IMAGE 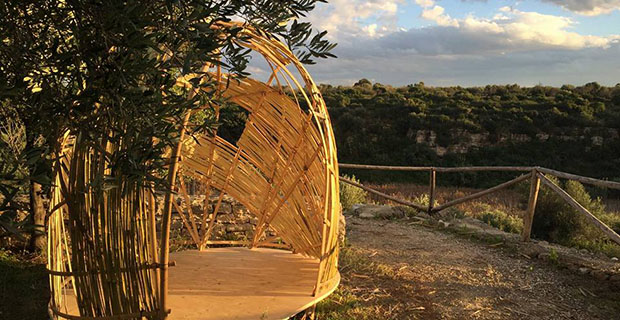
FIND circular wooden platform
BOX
[58,247,339,319]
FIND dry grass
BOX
[312,245,435,319]
[365,182,526,218]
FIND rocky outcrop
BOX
[410,128,619,157]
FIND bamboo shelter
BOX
[47,22,341,319]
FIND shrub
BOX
[339,175,368,211]
[410,193,438,208]
[478,209,523,234]
[528,176,620,257]
[530,176,588,243]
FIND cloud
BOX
[258,1,620,87]
[306,42,620,86]
[299,4,620,86]
[412,4,617,50]
[305,0,404,39]
[416,0,460,27]
[542,0,620,16]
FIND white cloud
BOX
[306,41,620,86]
[305,0,404,40]
[542,0,620,16]
[269,1,620,86]
[415,0,459,27]
[413,4,617,50]
[421,5,460,27]
[362,24,379,37]
[415,0,436,7]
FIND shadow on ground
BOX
[0,252,49,319]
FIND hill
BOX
[322,80,620,187]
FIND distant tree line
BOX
[323,79,620,187]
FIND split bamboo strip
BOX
[47,21,341,319]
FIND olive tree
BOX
[0,0,335,251]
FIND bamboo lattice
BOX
[47,21,341,319]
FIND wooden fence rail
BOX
[338,163,620,246]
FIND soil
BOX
[342,216,620,320]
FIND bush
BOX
[531,177,606,242]
[530,176,586,243]
[339,175,368,211]
[410,193,438,208]
[478,209,523,234]
[528,176,620,256]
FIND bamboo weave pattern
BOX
[47,21,340,319]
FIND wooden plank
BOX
[339,176,427,212]
[521,170,540,242]
[428,169,436,214]
[339,163,432,171]
[339,163,532,172]
[538,167,620,190]
[538,173,620,246]
[432,173,531,213]
[58,248,340,320]
[436,166,533,173]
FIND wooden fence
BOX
[338,164,620,245]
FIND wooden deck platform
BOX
[58,247,339,319]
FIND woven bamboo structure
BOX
[47,22,341,319]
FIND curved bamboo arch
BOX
[47,22,340,319]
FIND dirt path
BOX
[338,217,620,320]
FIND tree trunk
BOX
[29,179,46,252]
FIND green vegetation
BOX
[477,209,523,234]
[0,0,335,250]
[527,177,620,257]
[339,175,368,211]
[324,80,620,186]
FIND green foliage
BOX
[478,209,523,234]
[0,0,336,189]
[531,177,602,243]
[0,0,335,243]
[325,80,620,187]
[549,248,559,264]
[529,177,620,257]
[339,175,368,211]
[410,193,437,208]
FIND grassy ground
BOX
[312,245,434,319]
[0,249,49,319]
[316,217,620,320]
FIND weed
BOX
[340,175,368,211]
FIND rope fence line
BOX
[338,163,620,245]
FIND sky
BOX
[279,0,620,87]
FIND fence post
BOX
[428,168,436,214]
[521,169,540,242]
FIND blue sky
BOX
[284,0,620,86]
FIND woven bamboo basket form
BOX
[47,22,341,319]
